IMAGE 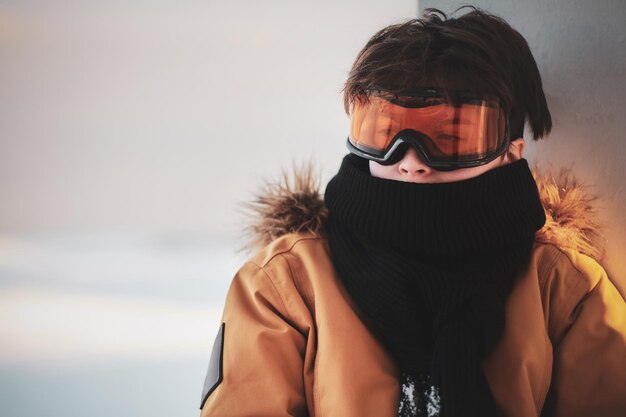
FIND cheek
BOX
[451,158,502,180]
[369,161,399,180]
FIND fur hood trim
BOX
[239,159,606,262]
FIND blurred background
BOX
[0,1,624,416]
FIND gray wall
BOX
[420,0,626,293]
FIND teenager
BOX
[199,7,626,417]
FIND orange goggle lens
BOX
[349,92,507,165]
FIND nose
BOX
[398,146,432,176]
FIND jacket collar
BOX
[240,159,606,262]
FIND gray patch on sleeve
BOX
[200,322,225,410]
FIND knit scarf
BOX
[323,154,546,417]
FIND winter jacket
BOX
[199,164,626,417]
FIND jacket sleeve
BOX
[546,252,626,417]
[199,260,310,417]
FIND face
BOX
[369,138,526,183]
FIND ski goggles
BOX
[347,89,514,171]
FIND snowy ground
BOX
[0,233,246,417]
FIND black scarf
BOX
[323,154,546,417]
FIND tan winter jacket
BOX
[199,163,626,417]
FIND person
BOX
[198,6,626,417]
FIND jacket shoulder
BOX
[531,245,626,417]
[532,241,619,343]
[533,241,608,295]
[239,232,328,331]
[247,231,327,268]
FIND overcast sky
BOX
[0,0,418,236]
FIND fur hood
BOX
[240,159,607,262]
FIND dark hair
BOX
[342,6,552,140]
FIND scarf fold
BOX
[323,154,546,417]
